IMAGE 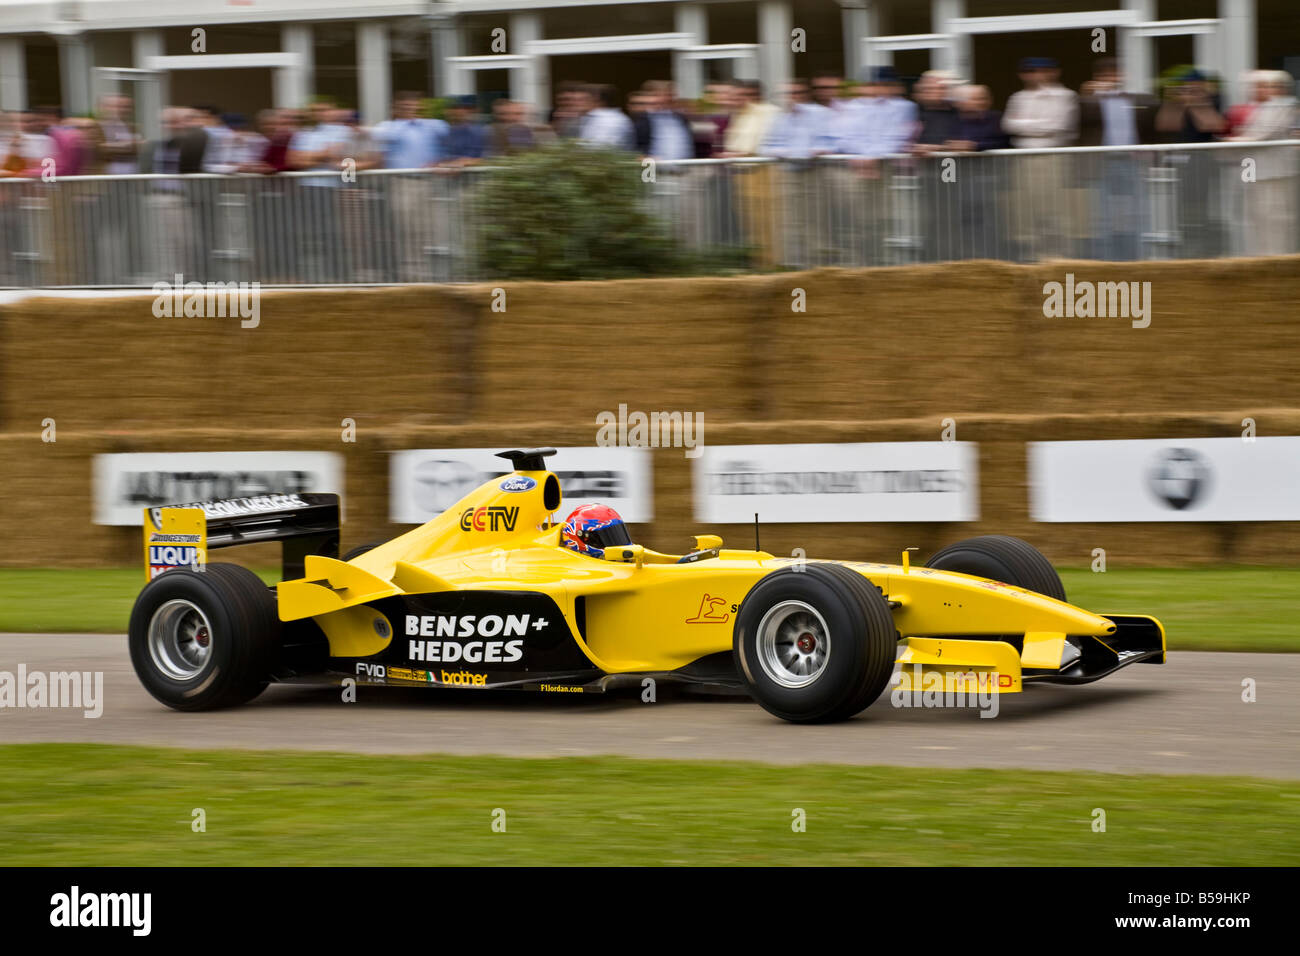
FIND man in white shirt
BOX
[578,85,636,152]
[1003,57,1081,259]
[1002,57,1078,149]
[1229,71,1298,255]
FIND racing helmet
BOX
[561,504,632,559]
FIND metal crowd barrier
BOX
[653,141,1299,269]
[0,141,1295,288]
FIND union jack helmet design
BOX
[561,504,632,559]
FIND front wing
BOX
[896,613,1166,695]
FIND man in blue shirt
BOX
[439,96,486,168]
[372,92,448,281]
[373,91,447,169]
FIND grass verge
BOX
[0,744,1296,866]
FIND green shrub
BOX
[472,141,747,280]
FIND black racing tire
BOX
[924,534,1066,602]
[128,564,279,711]
[342,541,386,561]
[734,563,897,724]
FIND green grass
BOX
[0,744,1295,866]
[1059,568,1300,653]
[1,567,1297,652]
[0,568,277,634]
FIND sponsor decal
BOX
[187,494,312,519]
[356,662,386,680]
[405,613,545,638]
[459,505,519,533]
[1147,447,1210,511]
[387,666,437,684]
[143,506,207,580]
[539,683,584,693]
[440,669,487,686]
[499,476,537,493]
[408,639,525,663]
[148,545,203,577]
[686,594,735,624]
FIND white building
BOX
[0,0,1291,136]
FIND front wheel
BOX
[129,564,279,711]
[734,564,897,723]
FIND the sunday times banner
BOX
[692,442,979,523]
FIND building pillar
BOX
[434,18,470,98]
[1219,0,1256,106]
[277,23,313,109]
[358,21,391,124]
[757,0,793,96]
[931,0,969,80]
[0,38,26,112]
[58,33,93,116]
[509,12,546,114]
[858,2,884,78]
[132,30,165,140]
[840,1,868,82]
[1121,0,1156,94]
[673,3,707,100]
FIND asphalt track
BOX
[2,634,1296,778]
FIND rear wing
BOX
[143,493,340,582]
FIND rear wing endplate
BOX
[143,493,340,582]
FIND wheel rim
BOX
[147,598,214,681]
[755,600,831,688]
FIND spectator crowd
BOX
[3,58,1295,179]
[0,57,1295,283]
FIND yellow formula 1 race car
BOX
[129,448,1166,723]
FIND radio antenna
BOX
[754,513,760,552]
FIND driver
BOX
[560,504,632,559]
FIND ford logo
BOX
[499,476,537,493]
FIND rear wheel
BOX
[342,541,386,561]
[129,564,279,711]
[734,564,897,723]
[925,534,1066,601]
